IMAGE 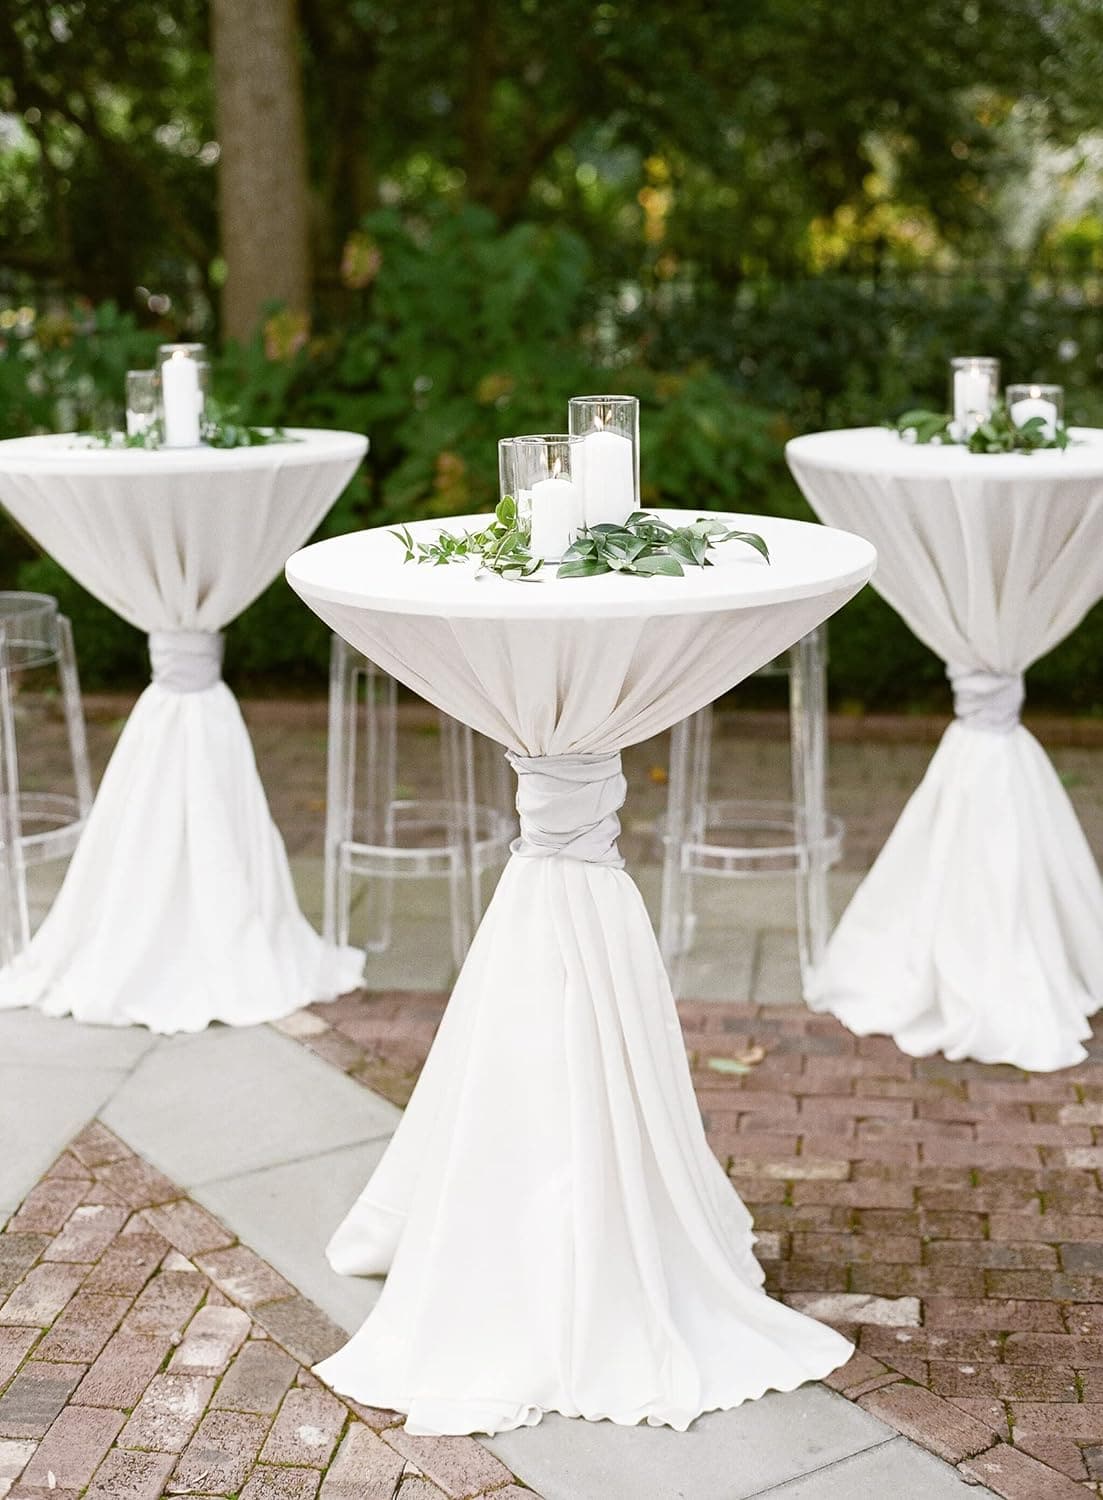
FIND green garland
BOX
[84,402,293,451]
[891,400,1069,455]
[393,499,770,582]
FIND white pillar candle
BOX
[953,369,993,433]
[1009,392,1059,441]
[161,351,201,447]
[578,428,635,527]
[529,472,581,560]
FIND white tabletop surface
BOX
[286,509,876,621]
[787,425,1103,480]
[0,428,367,477]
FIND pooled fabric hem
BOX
[314,1334,855,1436]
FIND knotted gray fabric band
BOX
[507,750,627,868]
[948,665,1024,734]
[149,630,225,693]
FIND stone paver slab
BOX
[259,1385,345,1468]
[169,1304,251,1375]
[485,1387,895,1500]
[194,1141,388,1332]
[0,1363,85,1439]
[0,1068,128,1213]
[119,1373,215,1452]
[19,1405,125,1491]
[210,1341,297,1415]
[85,1447,177,1500]
[319,1423,406,1499]
[759,1436,988,1497]
[101,1028,397,1187]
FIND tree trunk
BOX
[210,0,311,342]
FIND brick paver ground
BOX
[281,992,1103,1499]
[0,1123,533,1500]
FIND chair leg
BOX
[791,626,830,991]
[57,615,93,820]
[323,634,355,949]
[0,626,29,964]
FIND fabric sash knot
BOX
[507,749,626,868]
[149,630,225,693]
[947,665,1024,734]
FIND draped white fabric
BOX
[0,431,367,1031]
[286,511,874,1436]
[787,427,1103,1071]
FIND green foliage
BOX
[892,402,1069,452]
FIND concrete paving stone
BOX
[319,1423,406,1499]
[0,1241,49,1301]
[101,1028,398,1187]
[194,1139,388,1332]
[784,1292,921,1326]
[0,1012,156,1072]
[484,1387,895,1500]
[93,1157,179,1210]
[41,1205,128,1264]
[82,1234,169,1297]
[251,1297,348,1368]
[141,1200,235,1257]
[72,1332,170,1409]
[958,1443,1087,1498]
[0,1330,39,1392]
[393,1482,449,1500]
[240,1466,321,1500]
[210,1341,297,1416]
[124,1270,207,1335]
[259,1385,345,1468]
[383,1430,513,1499]
[166,1408,269,1495]
[67,1125,133,1172]
[0,1069,127,1215]
[0,1439,36,1486]
[0,1363,85,1439]
[168,1305,251,1376]
[118,1373,216,1452]
[0,1266,86,1328]
[18,1405,124,1491]
[34,1291,130,1363]
[84,1447,177,1500]
[858,1384,1000,1463]
[756,1436,991,1497]
[193,1245,296,1308]
[6,1181,88,1238]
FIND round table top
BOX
[0,428,367,478]
[286,509,877,621]
[787,426,1103,482]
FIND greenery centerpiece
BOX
[891,401,1069,454]
[81,402,294,451]
[393,499,769,582]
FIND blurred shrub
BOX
[4,214,1103,710]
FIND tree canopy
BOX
[3,0,1102,333]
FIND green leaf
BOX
[633,553,684,576]
[556,559,612,578]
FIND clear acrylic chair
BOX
[659,625,842,995]
[0,592,93,967]
[324,635,516,972]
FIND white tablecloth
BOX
[787,427,1103,1071]
[286,510,875,1436]
[0,430,367,1031]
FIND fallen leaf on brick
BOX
[707,1047,766,1074]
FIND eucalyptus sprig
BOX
[392,502,770,582]
[892,401,1069,454]
[557,511,769,578]
[392,496,542,580]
